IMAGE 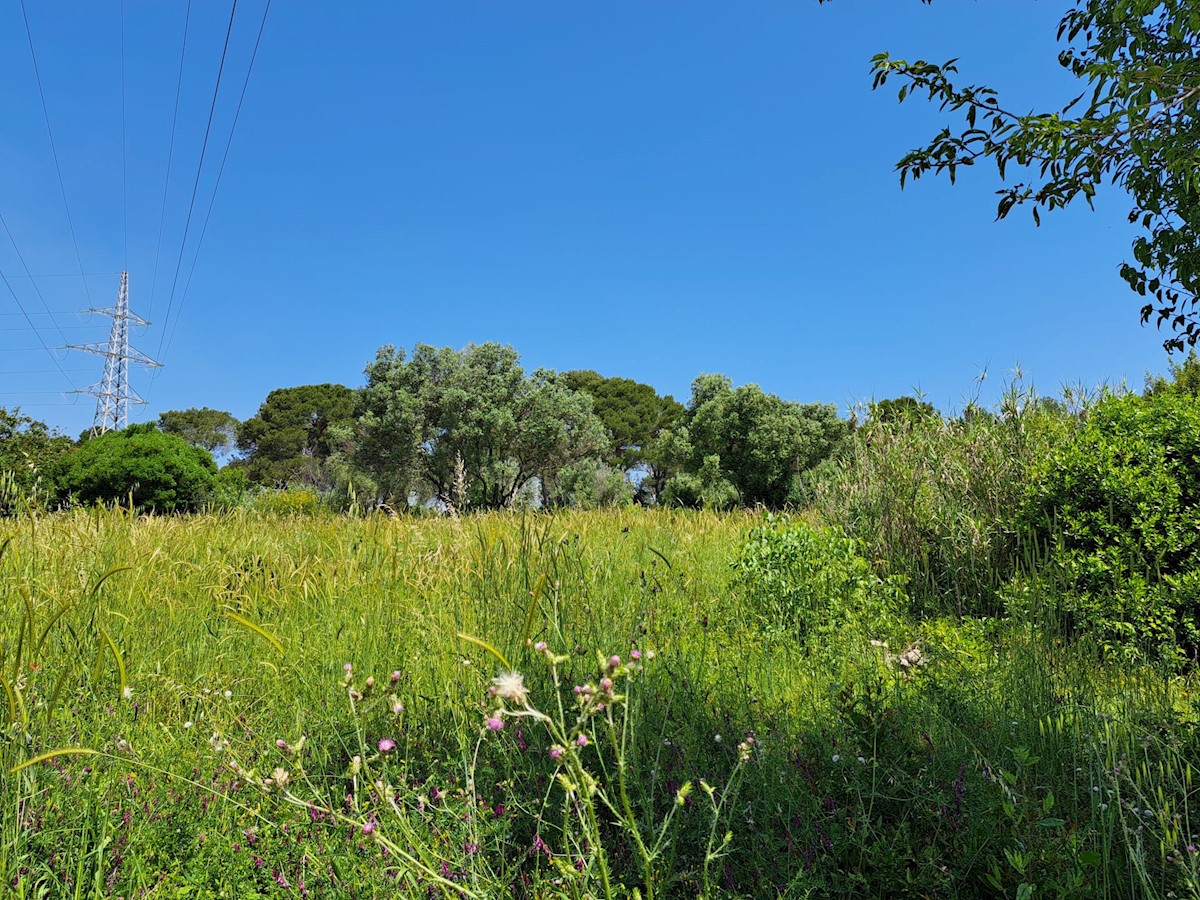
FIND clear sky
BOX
[0,1,1177,437]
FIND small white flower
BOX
[714,734,722,744]
[183,721,193,729]
[223,690,232,699]
[832,754,840,763]
[122,686,133,701]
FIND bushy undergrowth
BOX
[808,383,1075,618]
[0,508,1197,898]
[730,515,907,640]
[1021,390,1200,662]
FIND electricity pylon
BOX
[68,271,161,434]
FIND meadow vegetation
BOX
[3,372,1200,897]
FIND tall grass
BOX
[0,505,1196,897]
[808,382,1079,617]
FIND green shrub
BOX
[51,423,216,512]
[807,382,1074,617]
[1022,390,1200,661]
[730,515,907,639]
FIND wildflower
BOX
[1189,844,1197,853]
[392,701,404,715]
[630,649,642,661]
[534,641,547,652]
[486,716,505,732]
[365,677,376,690]
[465,842,480,855]
[378,738,396,755]
[183,721,193,730]
[122,686,133,701]
[599,677,613,694]
[491,671,529,706]
[714,734,722,744]
[271,768,290,790]
[390,670,401,683]
[209,733,228,753]
[608,655,621,670]
[276,739,290,752]
[549,745,564,761]
[223,690,232,699]
[348,688,363,701]
[832,754,840,763]
[362,821,376,836]
[576,734,589,747]
[343,663,353,675]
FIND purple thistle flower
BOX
[486,716,504,732]
[378,738,396,754]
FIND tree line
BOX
[0,341,855,513]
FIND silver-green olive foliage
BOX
[358,343,608,509]
[663,375,849,509]
[864,0,1200,350]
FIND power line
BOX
[120,0,128,270]
[0,325,106,332]
[156,0,240,361]
[165,0,272,364]
[0,369,93,375]
[148,0,192,320]
[0,265,77,388]
[1,272,122,279]
[18,0,94,307]
[0,209,72,344]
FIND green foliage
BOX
[563,370,685,472]
[731,516,907,638]
[158,407,239,454]
[236,384,356,488]
[51,423,216,512]
[3,509,1200,897]
[662,375,849,509]
[868,395,938,425]
[207,465,252,510]
[0,406,73,514]
[1145,349,1200,397]
[548,458,634,509]
[870,1,1200,349]
[809,382,1074,616]
[1023,389,1200,660]
[358,343,609,509]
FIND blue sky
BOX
[0,1,1175,437]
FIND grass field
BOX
[2,507,1199,897]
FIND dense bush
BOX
[1022,390,1200,661]
[807,383,1073,617]
[52,423,216,512]
[731,516,907,639]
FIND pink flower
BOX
[378,738,396,754]
[534,641,547,652]
[276,739,290,751]
[390,670,401,683]
[549,745,564,761]
[576,734,589,747]
[361,821,376,836]
[609,655,621,669]
[486,716,505,732]
[343,663,353,674]
[630,649,642,661]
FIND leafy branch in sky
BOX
[864,1,1200,350]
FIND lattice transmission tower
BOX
[69,271,161,434]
